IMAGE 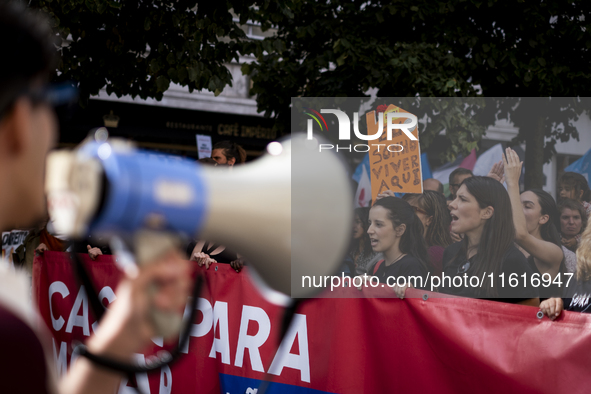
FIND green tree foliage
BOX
[30,0,290,102]
[244,0,591,187]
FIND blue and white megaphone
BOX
[46,130,353,309]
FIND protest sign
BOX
[2,229,29,267]
[196,134,213,159]
[366,105,422,202]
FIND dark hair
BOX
[349,207,372,258]
[456,176,515,297]
[559,172,591,202]
[372,197,433,275]
[525,189,563,248]
[557,198,588,236]
[416,191,453,248]
[449,168,473,184]
[213,141,247,164]
[0,2,57,120]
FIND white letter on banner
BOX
[208,301,230,364]
[234,306,271,371]
[180,297,213,354]
[92,286,117,334]
[65,285,90,336]
[49,281,69,331]
[159,365,172,394]
[52,339,68,377]
[387,112,418,141]
[118,354,151,394]
[268,314,310,383]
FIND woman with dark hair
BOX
[367,197,432,287]
[558,172,591,216]
[404,191,453,275]
[442,176,539,304]
[345,207,381,275]
[503,148,565,298]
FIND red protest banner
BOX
[34,252,591,394]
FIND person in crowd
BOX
[188,240,246,273]
[559,198,587,251]
[492,148,565,298]
[344,207,381,275]
[423,178,444,195]
[0,4,191,393]
[193,154,245,271]
[447,169,473,241]
[557,199,587,273]
[540,216,591,319]
[211,140,247,166]
[448,168,473,202]
[441,176,539,304]
[558,172,591,216]
[403,191,453,276]
[14,211,105,277]
[366,197,433,287]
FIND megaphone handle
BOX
[134,231,183,340]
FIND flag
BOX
[432,150,477,197]
[352,154,370,184]
[354,164,371,207]
[432,155,464,186]
[421,153,432,180]
[565,148,591,183]
[473,143,504,176]
[460,149,477,170]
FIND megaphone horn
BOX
[46,132,353,300]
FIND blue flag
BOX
[565,148,591,183]
[421,152,432,181]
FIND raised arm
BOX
[504,148,563,275]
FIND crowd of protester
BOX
[4,5,591,393]
[346,147,591,318]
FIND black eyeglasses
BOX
[0,82,78,120]
[27,83,78,107]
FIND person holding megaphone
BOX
[0,4,192,394]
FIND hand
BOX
[539,297,564,320]
[35,243,48,255]
[487,160,505,184]
[562,237,577,249]
[190,251,217,269]
[230,257,245,272]
[392,284,411,299]
[503,147,522,187]
[86,249,191,358]
[450,231,462,242]
[87,245,103,261]
[376,190,396,200]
